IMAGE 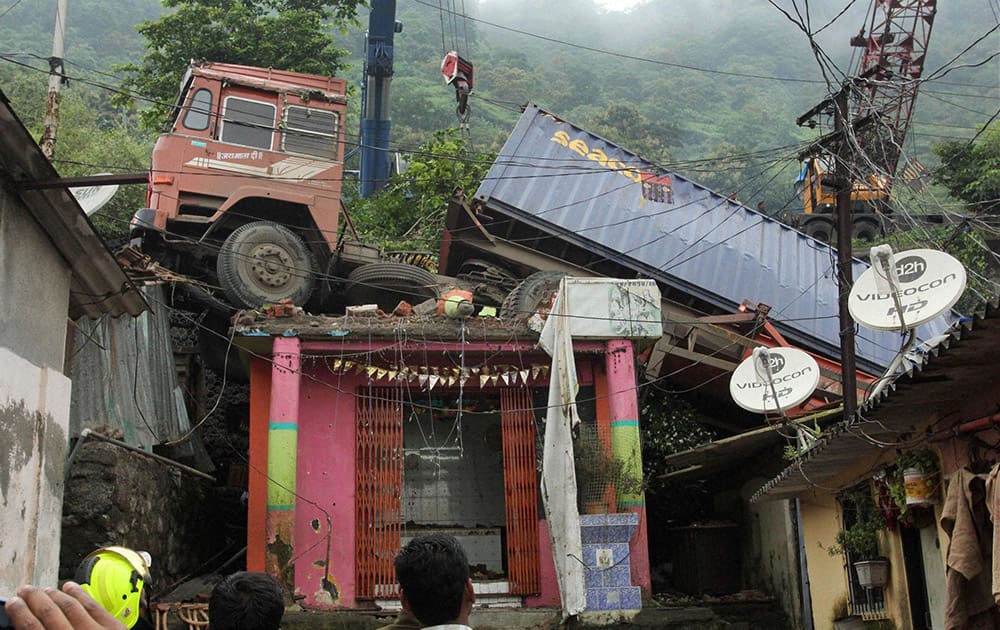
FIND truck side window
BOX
[183,88,213,131]
[282,106,338,159]
[220,96,275,150]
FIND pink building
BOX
[235,315,651,611]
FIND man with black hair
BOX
[208,572,284,630]
[392,534,475,629]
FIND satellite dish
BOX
[730,346,820,414]
[849,248,966,331]
[69,173,119,216]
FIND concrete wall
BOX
[0,347,71,594]
[800,492,850,627]
[743,481,803,629]
[59,440,220,587]
[0,193,72,371]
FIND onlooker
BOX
[375,609,421,630]
[393,534,475,629]
[208,571,285,630]
[3,582,127,630]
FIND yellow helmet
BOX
[75,546,151,629]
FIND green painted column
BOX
[265,336,301,590]
[605,339,651,595]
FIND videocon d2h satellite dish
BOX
[729,346,820,414]
[849,248,966,332]
[69,173,119,217]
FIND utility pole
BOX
[833,85,858,422]
[41,0,68,160]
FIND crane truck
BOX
[794,0,937,243]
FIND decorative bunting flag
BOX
[480,375,489,388]
[419,374,429,388]
[520,369,530,384]
[428,375,440,390]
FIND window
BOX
[281,106,338,159]
[220,97,275,150]
[839,486,887,618]
[182,88,213,131]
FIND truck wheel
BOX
[216,221,316,309]
[345,262,440,311]
[499,271,566,319]
[852,217,880,242]
[801,216,834,243]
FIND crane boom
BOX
[851,0,937,190]
[793,0,938,241]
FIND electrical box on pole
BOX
[359,0,402,198]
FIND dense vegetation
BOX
[0,0,995,240]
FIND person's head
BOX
[394,534,474,626]
[209,571,284,630]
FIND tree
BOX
[347,128,494,253]
[1,65,154,240]
[932,121,1000,214]
[114,0,365,128]
[581,102,678,165]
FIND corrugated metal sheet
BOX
[474,104,951,373]
[752,302,1000,502]
[69,285,205,463]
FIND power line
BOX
[413,0,823,85]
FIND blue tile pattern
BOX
[577,512,642,612]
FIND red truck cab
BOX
[132,61,371,309]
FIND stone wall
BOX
[60,440,225,589]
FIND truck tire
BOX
[801,216,834,243]
[345,262,440,311]
[499,271,566,319]
[852,217,880,242]
[216,221,316,309]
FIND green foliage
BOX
[894,447,939,474]
[580,102,677,164]
[885,448,940,526]
[113,0,364,129]
[1,65,154,240]
[640,393,715,490]
[347,129,494,252]
[866,224,998,315]
[932,121,1000,214]
[828,485,886,560]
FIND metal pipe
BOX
[74,428,216,482]
[929,413,1000,442]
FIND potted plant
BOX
[893,448,940,507]
[829,488,890,589]
[883,447,940,528]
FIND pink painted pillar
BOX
[266,337,301,593]
[605,339,652,597]
[294,371,360,609]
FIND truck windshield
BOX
[220,97,275,150]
